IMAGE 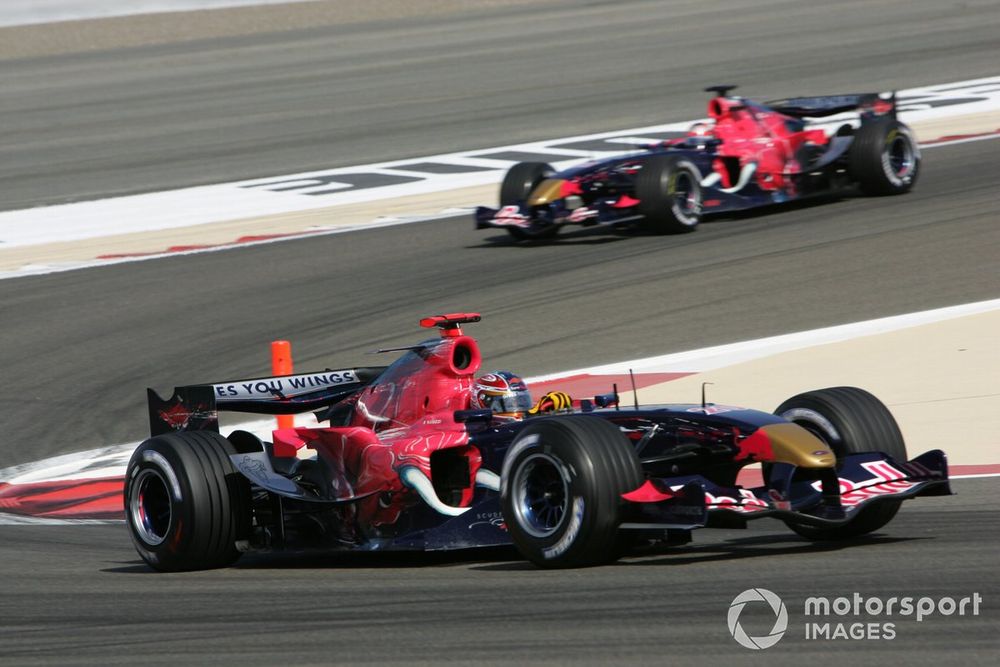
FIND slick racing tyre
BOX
[774,387,907,540]
[500,416,643,568]
[635,155,702,234]
[849,118,920,195]
[499,161,557,241]
[125,431,251,571]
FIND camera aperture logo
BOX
[728,588,788,649]
[728,589,983,648]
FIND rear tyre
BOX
[125,431,251,571]
[635,155,702,234]
[499,162,557,241]
[774,386,907,540]
[500,416,642,568]
[849,118,920,195]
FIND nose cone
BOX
[527,179,567,206]
[761,423,837,468]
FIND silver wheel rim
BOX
[511,453,569,538]
[671,169,701,224]
[883,132,915,183]
[130,469,172,546]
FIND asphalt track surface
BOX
[1,1,999,664]
[2,0,1000,211]
[0,478,994,665]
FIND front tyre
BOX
[125,431,251,571]
[774,386,907,540]
[849,118,920,195]
[635,155,702,234]
[499,161,557,241]
[500,416,642,568]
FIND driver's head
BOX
[470,371,532,419]
[688,121,713,137]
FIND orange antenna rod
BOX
[271,340,294,429]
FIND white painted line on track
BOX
[0,1,315,28]
[527,298,1000,381]
[0,418,280,485]
[0,514,122,525]
[0,212,459,281]
[921,132,1000,148]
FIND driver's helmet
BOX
[687,121,713,137]
[470,371,533,419]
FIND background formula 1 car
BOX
[475,85,920,240]
[125,314,950,571]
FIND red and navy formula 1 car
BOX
[125,314,949,571]
[475,86,920,240]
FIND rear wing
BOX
[147,367,386,436]
[766,92,897,120]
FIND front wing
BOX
[474,203,642,235]
[621,449,950,530]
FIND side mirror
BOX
[594,392,619,408]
